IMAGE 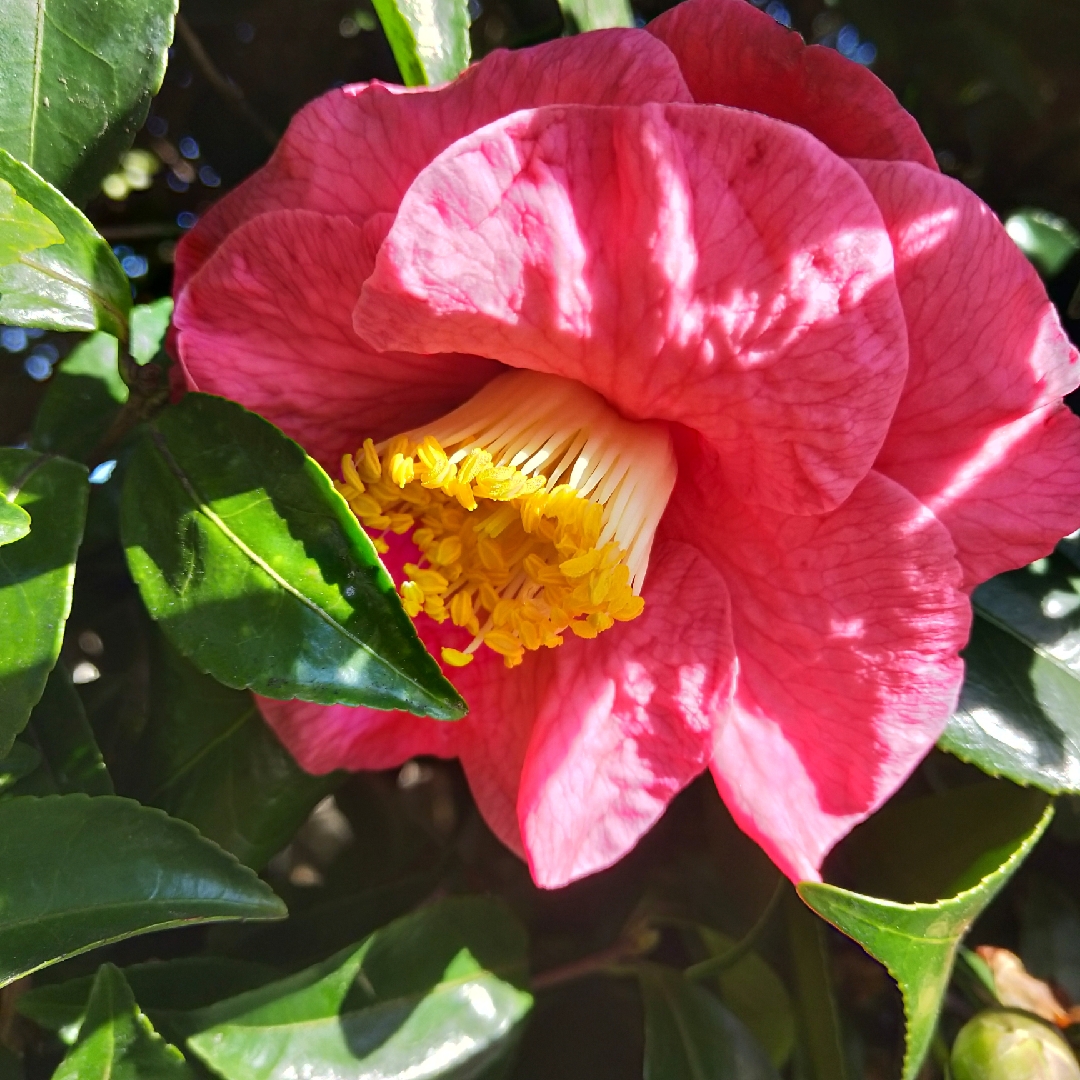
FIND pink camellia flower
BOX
[171,0,1080,887]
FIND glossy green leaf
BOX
[130,297,173,364]
[0,175,62,261]
[1005,209,1080,277]
[187,897,532,1080]
[800,783,1053,1080]
[19,957,278,1044]
[371,0,471,87]
[558,0,633,31]
[121,393,464,719]
[941,556,1080,792]
[128,632,336,869]
[16,663,112,795]
[0,0,178,203]
[637,963,780,1080]
[696,928,794,1068]
[0,496,30,545]
[0,1047,20,1080]
[0,794,286,987]
[0,449,88,756]
[53,964,194,1079]
[0,741,41,792]
[30,331,126,461]
[0,151,130,336]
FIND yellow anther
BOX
[441,647,475,667]
[386,513,414,535]
[390,453,415,487]
[432,536,463,566]
[350,493,384,520]
[559,550,600,578]
[341,454,365,493]
[400,581,424,617]
[568,619,600,639]
[485,629,525,658]
[359,438,382,482]
[372,536,389,554]
[450,591,475,628]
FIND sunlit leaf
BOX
[0,176,62,263]
[0,794,286,987]
[0,496,30,546]
[558,0,633,31]
[800,783,1053,1080]
[0,152,130,336]
[1005,208,1080,278]
[121,393,464,719]
[371,0,471,87]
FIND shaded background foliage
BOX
[4,0,1080,1078]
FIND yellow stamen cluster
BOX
[336,433,646,669]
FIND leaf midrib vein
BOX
[28,0,46,163]
[19,249,126,333]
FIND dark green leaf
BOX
[128,632,336,869]
[696,928,794,1068]
[800,783,1052,1080]
[30,332,126,461]
[0,794,286,987]
[121,393,464,719]
[130,297,173,365]
[941,555,1080,792]
[0,449,88,755]
[558,0,633,31]
[0,174,61,261]
[637,963,780,1080]
[187,897,532,1080]
[1018,875,1080,1005]
[17,663,112,795]
[53,963,194,1079]
[0,741,41,792]
[0,496,31,545]
[371,0,471,86]
[19,957,279,1044]
[0,152,129,336]
[0,0,178,203]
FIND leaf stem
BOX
[86,349,170,468]
[531,927,657,991]
[684,876,785,981]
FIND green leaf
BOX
[53,963,194,1079]
[637,963,780,1080]
[0,175,62,261]
[0,449,88,756]
[19,957,279,1044]
[187,897,532,1080]
[799,783,1053,1080]
[130,297,173,365]
[0,151,130,336]
[941,555,1080,793]
[17,663,112,795]
[0,496,30,546]
[371,0,471,87]
[121,393,464,719]
[0,0,178,204]
[0,741,41,792]
[30,331,126,461]
[128,632,337,870]
[557,0,633,32]
[696,928,794,1068]
[0,794,286,987]
[1005,209,1080,278]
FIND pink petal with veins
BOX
[648,0,936,169]
[356,102,907,515]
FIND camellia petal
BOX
[356,101,908,515]
[664,443,971,882]
[517,540,736,888]
[647,0,937,170]
[860,159,1080,588]
[173,30,692,294]
[173,208,499,467]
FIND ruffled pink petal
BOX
[172,208,499,467]
[356,102,908,515]
[664,433,970,882]
[859,159,1080,588]
[647,0,936,170]
[518,540,736,888]
[174,30,691,293]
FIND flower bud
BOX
[951,1010,1080,1080]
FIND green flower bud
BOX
[951,1010,1080,1080]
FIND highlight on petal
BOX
[172,208,498,467]
[860,159,1080,588]
[517,540,736,888]
[357,101,908,515]
[174,29,691,293]
[647,0,937,170]
[664,435,970,882]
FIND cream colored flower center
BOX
[336,370,677,669]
